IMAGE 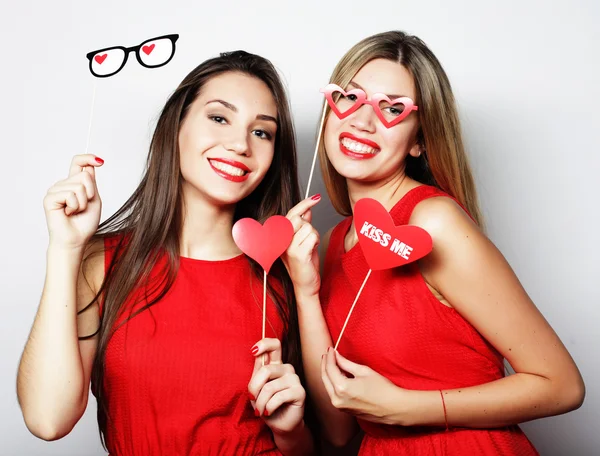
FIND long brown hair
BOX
[81,51,302,447]
[319,31,483,226]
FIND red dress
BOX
[321,185,539,455]
[95,237,284,456]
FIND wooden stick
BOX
[84,78,98,155]
[334,269,372,350]
[304,102,328,199]
[262,270,267,366]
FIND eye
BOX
[343,94,358,102]
[209,115,227,124]
[384,106,405,116]
[252,129,273,140]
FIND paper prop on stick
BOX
[303,84,420,198]
[232,216,294,364]
[82,34,179,154]
[86,34,179,78]
[334,198,432,349]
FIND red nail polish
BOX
[264,410,270,417]
[254,409,260,417]
[248,392,255,401]
[311,194,321,201]
[251,346,259,355]
[95,157,104,164]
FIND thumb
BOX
[334,349,368,377]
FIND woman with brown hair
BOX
[283,31,584,455]
[17,51,314,455]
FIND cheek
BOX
[255,144,275,174]
[323,118,341,157]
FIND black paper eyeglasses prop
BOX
[82,34,179,156]
[86,34,179,78]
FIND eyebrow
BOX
[205,99,278,124]
[348,81,408,100]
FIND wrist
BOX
[388,386,415,426]
[47,242,86,257]
[395,389,447,427]
[294,286,320,303]
[271,418,306,439]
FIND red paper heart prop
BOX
[94,54,107,64]
[232,216,294,273]
[353,198,432,270]
[142,44,155,55]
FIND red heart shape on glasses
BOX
[94,54,108,65]
[142,44,155,55]
[370,94,416,128]
[232,216,294,273]
[320,84,366,119]
[353,198,432,270]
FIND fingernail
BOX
[248,392,255,401]
[251,346,259,355]
[264,410,270,417]
[95,156,104,164]
[254,409,260,417]
[310,194,321,201]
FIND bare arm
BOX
[400,196,585,428]
[283,197,358,447]
[17,155,105,440]
[320,196,584,430]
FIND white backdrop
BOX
[1,0,598,454]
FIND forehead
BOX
[352,58,416,98]
[199,71,278,115]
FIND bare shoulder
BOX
[409,196,481,242]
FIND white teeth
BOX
[210,160,246,177]
[341,138,378,154]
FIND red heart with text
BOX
[353,198,432,271]
[232,216,294,273]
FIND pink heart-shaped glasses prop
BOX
[320,83,419,128]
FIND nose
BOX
[349,104,377,133]
[224,129,250,156]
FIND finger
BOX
[264,384,306,417]
[325,347,351,394]
[334,349,368,377]
[48,183,90,211]
[320,353,337,402]
[298,230,319,250]
[251,338,283,365]
[290,222,313,247]
[248,363,295,402]
[63,192,80,216]
[289,214,308,234]
[286,195,321,220]
[69,154,104,178]
[255,373,301,415]
[67,171,96,200]
[300,208,313,224]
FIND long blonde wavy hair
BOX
[318,31,483,227]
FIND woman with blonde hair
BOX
[283,31,584,454]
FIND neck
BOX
[179,187,241,261]
[347,169,419,214]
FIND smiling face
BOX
[178,71,278,206]
[323,58,421,184]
